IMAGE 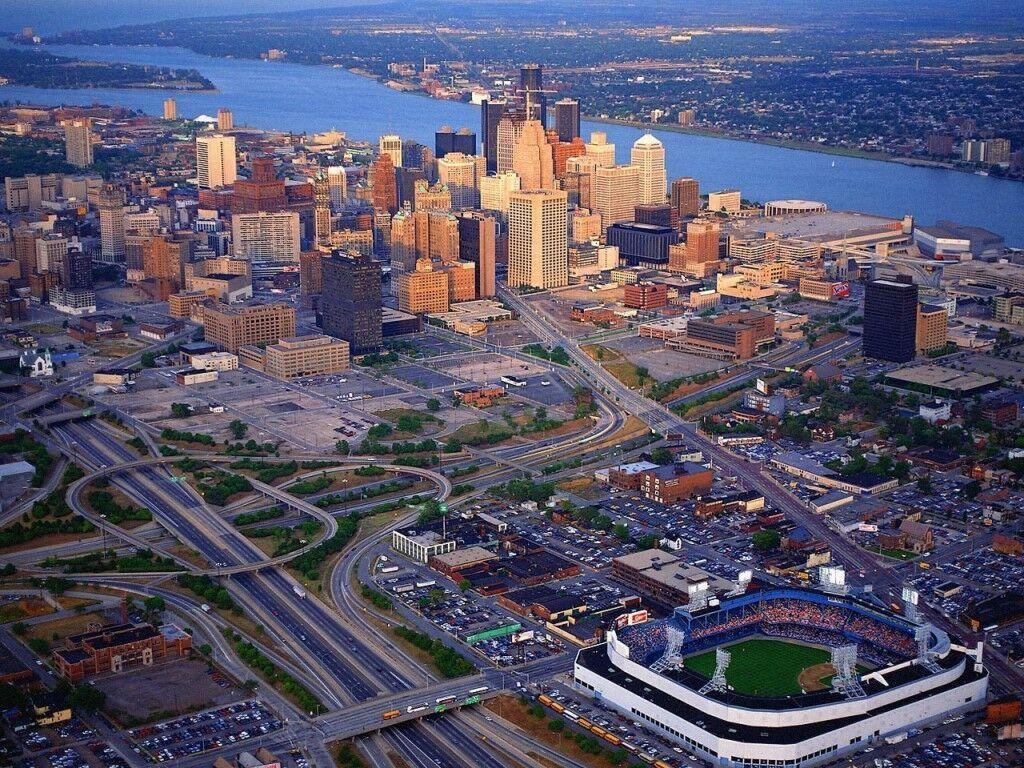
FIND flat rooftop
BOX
[884,365,999,393]
[722,210,900,243]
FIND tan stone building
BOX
[916,304,949,354]
[263,334,350,380]
[397,259,450,314]
[203,302,296,352]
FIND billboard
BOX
[831,281,851,299]
[819,565,846,587]
[858,523,879,533]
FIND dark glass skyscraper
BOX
[863,278,918,362]
[554,98,581,142]
[319,250,382,354]
[481,99,508,174]
[520,64,546,126]
[435,126,476,158]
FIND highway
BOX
[46,418,525,768]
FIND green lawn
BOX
[684,638,830,696]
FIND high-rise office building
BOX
[204,303,296,353]
[396,258,450,314]
[554,98,581,143]
[864,279,918,363]
[435,127,476,158]
[479,171,521,216]
[436,153,485,209]
[379,134,403,168]
[195,135,237,189]
[61,245,93,291]
[548,133,586,179]
[481,99,509,174]
[519,64,546,126]
[142,235,185,300]
[457,211,497,298]
[319,251,382,354]
[314,171,332,245]
[593,165,640,232]
[231,212,302,268]
[217,107,234,131]
[508,189,568,290]
[496,113,526,175]
[631,134,667,205]
[671,177,700,220]
[232,155,286,213]
[98,184,126,264]
[327,166,347,211]
[13,227,40,280]
[35,234,67,275]
[585,132,616,168]
[163,98,178,121]
[63,119,93,168]
[369,153,398,214]
[413,180,452,213]
[565,154,598,210]
[512,120,554,191]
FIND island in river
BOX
[0,46,214,91]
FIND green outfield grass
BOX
[684,638,831,696]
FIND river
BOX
[1,42,1022,245]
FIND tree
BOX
[69,685,106,712]
[752,529,781,551]
[229,420,248,440]
[335,439,350,455]
[10,622,26,636]
[426,398,441,412]
[964,479,982,499]
[916,475,933,494]
[613,523,629,541]
[142,595,166,615]
[650,447,673,465]
[198,643,212,657]
[458,579,471,592]
[170,403,191,418]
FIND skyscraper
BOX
[379,134,403,168]
[319,251,382,354]
[314,171,332,245]
[479,171,521,216]
[63,119,93,168]
[585,132,616,168]
[98,184,126,264]
[435,127,476,158]
[554,98,581,143]
[162,98,177,121]
[496,113,526,175]
[327,166,347,211]
[671,177,700,220]
[481,99,509,174]
[864,279,918,363]
[519,64,546,126]
[593,165,640,232]
[195,135,238,189]
[512,120,555,191]
[457,211,497,298]
[436,153,485,210]
[217,107,234,131]
[631,134,667,205]
[369,153,398,215]
[508,189,568,290]
[231,212,302,269]
[232,155,286,213]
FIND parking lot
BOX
[128,700,281,762]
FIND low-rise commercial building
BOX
[638,462,713,504]
[262,334,350,380]
[53,623,192,682]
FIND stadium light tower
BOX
[698,648,731,695]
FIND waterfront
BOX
[1,42,1022,245]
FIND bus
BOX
[500,375,526,388]
[468,686,489,694]
[563,711,579,721]
[382,710,401,720]
[538,694,554,707]
[436,695,457,705]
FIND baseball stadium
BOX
[574,587,988,768]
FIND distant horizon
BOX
[4,0,1024,35]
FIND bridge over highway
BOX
[64,454,451,576]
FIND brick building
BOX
[638,462,713,504]
[53,623,192,682]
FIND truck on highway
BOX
[293,585,307,599]
[201,604,211,612]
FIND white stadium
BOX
[574,587,987,768]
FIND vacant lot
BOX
[98,659,243,724]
